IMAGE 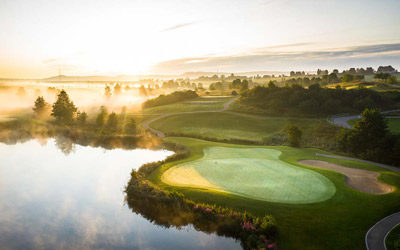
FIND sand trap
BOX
[298,160,393,194]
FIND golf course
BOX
[139,95,400,249]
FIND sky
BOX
[0,0,400,78]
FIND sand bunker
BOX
[298,160,393,194]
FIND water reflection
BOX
[0,139,241,249]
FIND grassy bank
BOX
[147,137,400,250]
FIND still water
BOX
[0,139,241,249]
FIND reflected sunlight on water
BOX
[0,139,241,249]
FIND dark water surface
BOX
[0,139,241,249]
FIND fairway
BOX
[150,111,337,143]
[162,147,336,204]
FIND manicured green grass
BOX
[140,96,233,114]
[386,224,400,250]
[150,111,335,142]
[388,118,400,134]
[163,146,336,203]
[348,118,400,134]
[149,137,400,250]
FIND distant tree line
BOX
[237,84,400,116]
[142,90,198,109]
[33,90,137,135]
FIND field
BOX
[162,147,336,203]
[149,137,400,250]
[150,111,338,145]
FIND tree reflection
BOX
[55,136,74,155]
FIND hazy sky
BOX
[1,0,400,78]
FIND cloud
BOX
[152,43,400,73]
[160,21,197,32]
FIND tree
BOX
[374,72,390,82]
[268,81,277,88]
[114,83,122,95]
[388,75,397,85]
[286,125,302,147]
[51,90,77,124]
[341,74,354,82]
[33,96,49,116]
[241,79,249,91]
[106,112,119,132]
[76,111,88,125]
[338,108,397,163]
[96,106,108,127]
[125,118,137,134]
[328,72,338,83]
[105,86,112,98]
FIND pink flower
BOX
[267,243,277,248]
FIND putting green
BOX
[162,147,336,204]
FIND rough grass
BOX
[148,137,400,250]
[162,146,336,203]
[386,224,400,250]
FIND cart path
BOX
[330,109,400,129]
[366,212,400,250]
[142,96,239,138]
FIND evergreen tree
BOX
[51,90,77,124]
[106,112,119,132]
[96,106,108,127]
[33,96,49,116]
[76,111,88,125]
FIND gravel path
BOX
[141,96,239,138]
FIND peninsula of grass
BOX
[147,137,400,250]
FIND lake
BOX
[0,139,241,249]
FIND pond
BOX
[0,139,241,249]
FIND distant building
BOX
[377,65,397,74]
